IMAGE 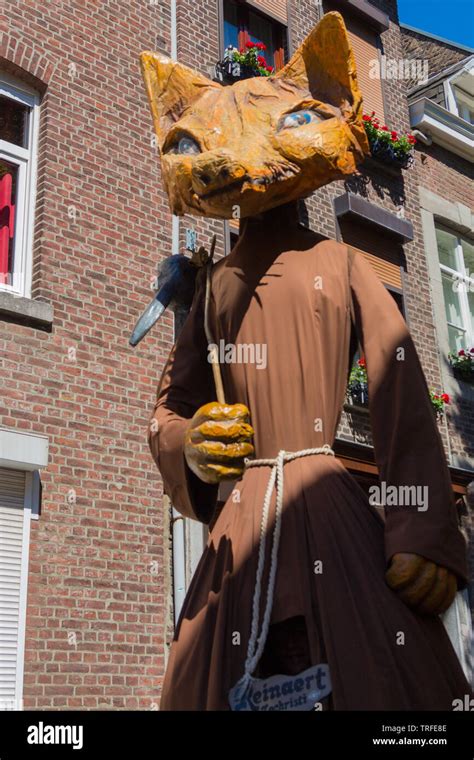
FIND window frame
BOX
[0,73,40,298]
[219,0,287,72]
[444,59,474,124]
[0,468,40,710]
[436,223,474,351]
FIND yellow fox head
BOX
[141,12,369,220]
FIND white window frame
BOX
[444,59,474,124]
[0,73,40,298]
[436,223,474,351]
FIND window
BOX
[452,85,474,125]
[445,59,474,125]
[0,74,40,297]
[436,226,474,352]
[222,0,286,71]
[324,3,385,120]
[0,469,38,710]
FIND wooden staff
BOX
[203,235,226,404]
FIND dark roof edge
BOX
[400,23,474,54]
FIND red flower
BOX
[257,55,266,65]
[358,357,366,367]
[441,393,450,404]
[459,349,466,356]
[470,348,474,354]
[408,135,416,144]
[433,394,439,400]
[391,131,398,140]
[245,40,255,48]
[266,65,273,73]
[257,42,267,50]
[381,125,389,131]
[362,114,371,121]
[371,111,376,116]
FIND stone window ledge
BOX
[0,290,53,331]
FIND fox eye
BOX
[277,110,321,131]
[167,135,201,155]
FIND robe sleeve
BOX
[348,247,468,587]
[148,274,218,524]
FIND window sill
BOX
[0,290,53,331]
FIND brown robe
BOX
[149,207,470,710]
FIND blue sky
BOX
[398,0,474,49]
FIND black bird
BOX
[129,238,215,347]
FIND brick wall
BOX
[2,0,174,709]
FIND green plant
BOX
[232,41,274,77]
[362,112,416,167]
[348,357,367,388]
[449,347,474,379]
[430,390,450,414]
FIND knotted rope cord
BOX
[239,445,335,689]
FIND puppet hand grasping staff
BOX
[185,402,254,484]
[184,239,254,485]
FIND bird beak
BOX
[129,286,172,347]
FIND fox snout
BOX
[191,151,248,197]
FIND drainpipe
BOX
[412,128,432,146]
[169,0,187,625]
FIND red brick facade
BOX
[2,1,175,709]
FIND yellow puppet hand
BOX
[386,552,457,616]
[185,402,254,484]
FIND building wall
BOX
[1,0,174,709]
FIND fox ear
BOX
[140,52,221,145]
[275,12,362,119]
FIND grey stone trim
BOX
[0,291,53,330]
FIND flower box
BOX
[449,348,474,384]
[215,41,274,84]
[453,366,474,384]
[347,383,369,407]
[362,113,416,170]
[215,60,260,83]
[368,139,413,170]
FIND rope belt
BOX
[239,445,335,688]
